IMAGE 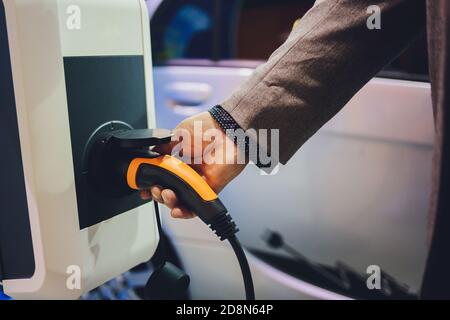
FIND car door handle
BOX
[164,82,212,107]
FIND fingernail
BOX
[161,192,168,204]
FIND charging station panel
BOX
[64,55,151,229]
[1,0,159,299]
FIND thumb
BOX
[153,127,188,156]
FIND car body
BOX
[148,0,434,300]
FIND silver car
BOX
[85,0,432,300]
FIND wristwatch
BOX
[209,105,270,169]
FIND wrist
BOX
[209,106,265,168]
[208,105,249,159]
[206,110,249,167]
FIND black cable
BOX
[206,213,255,300]
[154,203,255,300]
[152,201,166,269]
[228,235,255,300]
[135,166,254,299]
[155,202,255,299]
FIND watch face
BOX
[64,55,150,229]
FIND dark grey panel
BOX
[0,1,36,280]
[63,56,151,229]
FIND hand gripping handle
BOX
[127,155,229,227]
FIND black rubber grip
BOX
[135,164,228,225]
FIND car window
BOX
[150,0,216,64]
[378,32,429,82]
[150,0,429,81]
[227,0,429,81]
[230,0,315,61]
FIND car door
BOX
[149,0,433,299]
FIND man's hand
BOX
[140,112,247,219]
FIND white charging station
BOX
[0,0,159,299]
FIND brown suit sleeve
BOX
[221,0,426,165]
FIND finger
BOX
[150,185,164,203]
[161,189,178,209]
[171,207,196,219]
[140,190,152,200]
[153,142,173,155]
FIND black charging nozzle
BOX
[86,128,255,300]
